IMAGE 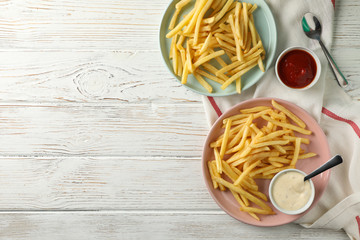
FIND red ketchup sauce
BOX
[277,50,317,89]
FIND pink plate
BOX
[202,97,331,226]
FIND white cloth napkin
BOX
[202,0,360,239]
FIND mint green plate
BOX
[159,0,277,96]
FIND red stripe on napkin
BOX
[332,0,335,8]
[207,96,222,117]
[322,107,360,139]
[356,216,360,236]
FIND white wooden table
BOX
[0,0,357,239]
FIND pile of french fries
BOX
[208,100,317,220]
[167,0,265,94]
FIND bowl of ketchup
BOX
[275,46,321,90]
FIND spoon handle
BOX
[318,40,349,88]
[304,155,343,181]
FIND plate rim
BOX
[201,97,331,226]
[159,0,278,97]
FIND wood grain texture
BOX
[0,212,348,240]
[0,103,207,156]
[0,156,214,210]
[0,0,166,50]
[0,51,200,103]
[0,0,356,50]
[332,48,360,97]
[332,0,360,48]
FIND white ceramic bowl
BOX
[269,169,315,215]
[275,46,321,90]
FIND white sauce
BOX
[272,171,312,211]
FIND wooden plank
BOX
[0,51,200,103]
[331,48,360,98]
[0,103,208,156]
[0,0,356,50]
[0,211,347,240]
[333,0,360,48]
[0,0,167,50]
[0,156,216,210]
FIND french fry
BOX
[176,53,183,76]
[240,106,270,114]
[214,147,222,174]
[272,100,306,128]
[283,135,310,144]
[199,33,213,56]
[167,8,195,38]
[169,34,177,60]
[217,56,258,77]
[240,192,250,206]
[226,125,250,154]
[290,138,302,166]
[272,144,287,154]
[176,0,192,10]
[228,14,243,62]
[263,166,294,176]
[193,0,214,45]
[268,156,291,164]
[212,0,225,12]
[202,16,215,25]
[216,37,237,52]
[227,120,247,149]
[214,32,235,45]
[234,2,242,40]
[298,152,317,159]
[248,212,260,221]
[240,206,275,215]
[242,2,248,48]
[169,9,180,30]
[181,61,189,84]
[186,40,194,73]
[213,54,228,68]
[221,61,258,89]
[193,72,213,93]
[250,140,290,149]
[244,31,251,53]
[236,78,241,94]
[207,161,219,189]
[257,56,265,72]
[248,16,257,47]
[231,47,263,63]
[172,43,179,75]
[193,50,225,69]
[214,177,272,211]
[221,160,238,182]
[231,189,246,207]
[213,0,233,23]
[211,161,226,191]
[248,3,257,14]
[196,69,224,84]
[234,160,260,185]
[269,161,284,168]
[249,165,276,177]
[261,115,312,135]
[184,0,207,34]
[219,118,232,159]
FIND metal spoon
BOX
[302,13,348,88]
[304,155,343,181]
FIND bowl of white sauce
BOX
[269,169,315,215]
